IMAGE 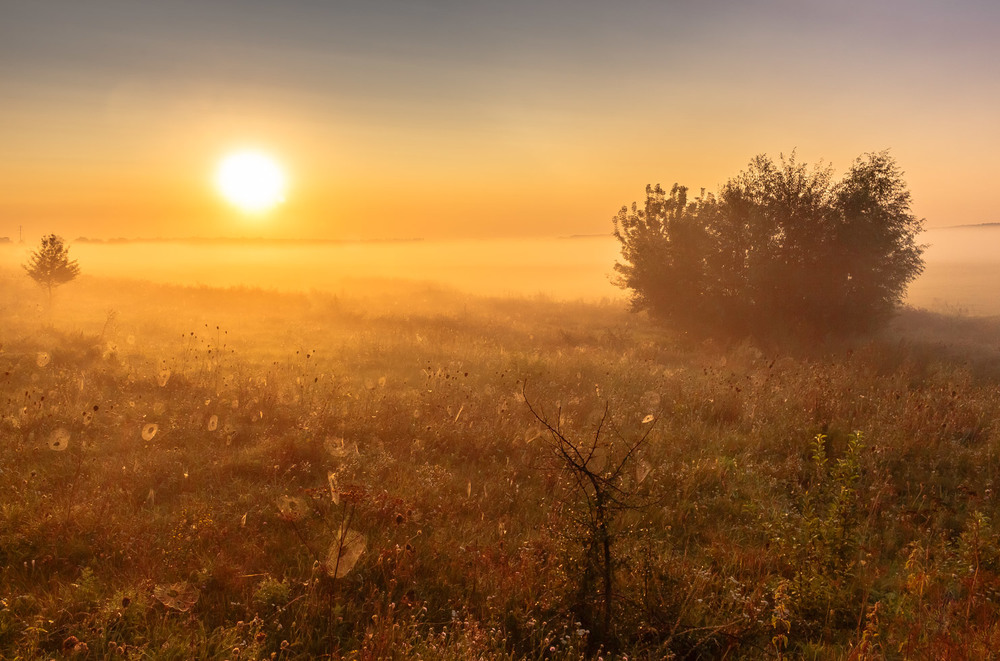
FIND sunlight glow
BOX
[216,150,287,214]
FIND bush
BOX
[612,151,925,339]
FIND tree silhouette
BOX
[23,234,81,306]
[613,151,925,339]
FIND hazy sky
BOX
[3,0,998,239]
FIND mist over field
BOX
[6,0,1000,656]
[3,225,998,312]
[4,222,1000,659]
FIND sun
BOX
[215,150,288,214]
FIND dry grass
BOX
[2,268,1000,659]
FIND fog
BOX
[3,226,998,313]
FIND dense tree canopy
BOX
[612,152,925,338]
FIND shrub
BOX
[612,151,925,339]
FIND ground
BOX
[2,269,1000,659]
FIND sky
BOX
[2,0,999,240]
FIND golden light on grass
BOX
[215,149,288,214]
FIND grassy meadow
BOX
[3,267,1000,659]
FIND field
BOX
[3,267,1000,659]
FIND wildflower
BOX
[48,427,70,451]
[141,423,158,441]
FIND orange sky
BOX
[2,1,999,240]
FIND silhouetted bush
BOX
[613,151,925,339]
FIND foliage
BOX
[22,234,80,302]
[1,272,1000,658]
[613,151,925,339]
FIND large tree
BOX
[23,234,81,306]
[613,151,925,338]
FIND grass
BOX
[2,267,1000,659]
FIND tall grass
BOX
[2,268,1000,658]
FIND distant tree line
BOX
[612,151,925,339]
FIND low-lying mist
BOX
[2,226,998,313]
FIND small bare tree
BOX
[24,234,80,307]
[522,383,656,651]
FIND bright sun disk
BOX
[216,150,287,213]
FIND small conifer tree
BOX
[23,234,81,306]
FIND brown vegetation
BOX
[2,268,1000,658]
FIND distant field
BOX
[3,226,997,314]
